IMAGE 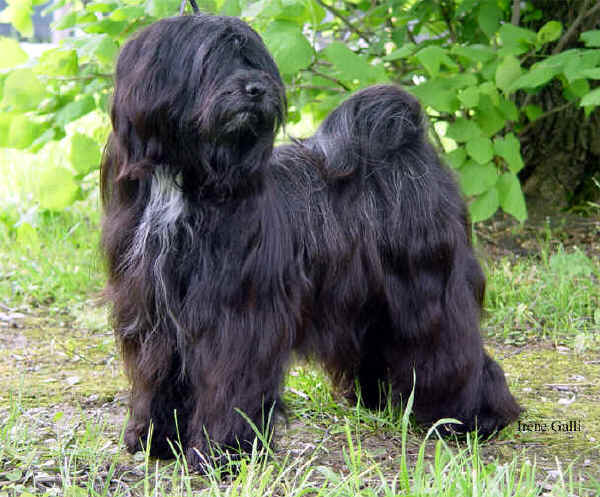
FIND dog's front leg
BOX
[120,336,176,457]
[184,311,291,472]
[123,358,154,454]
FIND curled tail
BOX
[306,85,426,179]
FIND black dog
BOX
[101,14,520,470]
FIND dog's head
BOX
[109,14,286,181]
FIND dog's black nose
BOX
[245,81,266,98]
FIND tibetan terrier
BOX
[101,13,521,470]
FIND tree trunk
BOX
[518,0,600,210]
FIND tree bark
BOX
[518,0,600,209]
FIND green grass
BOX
[484,246,600,347]
[1,383,597,497]
[0,202,102,312]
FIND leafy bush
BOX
[1,0,599,222]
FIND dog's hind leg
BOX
[379,245,521,437]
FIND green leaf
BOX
[469,186,499,222]
[497,97,519,121]
[445,73,479,89]
[537,49,581,67]
[493,133,523,173]
[451,45,495,64]
[277,0,306,22]
[458,86,480,108]
[31,127,61,152]
[581,68,600,79]
[241,0,271,18]
[8,115,46,149]
[459,160,498,196]
[446,118,482,143]
[466,136,494,164]
[383,43,417,61]
[219,0,241,16]
[311,92,346,121]
[0,112,14,147]
[323,41,384,84]
[2,69,47,111]
[263,21,313,77]
[415,46,457,77]
[411,81,458,113]
[563,51,600,82]
[145,0,180,18]
[580,30,600,48]
[563,79,590,101]
[0,37,28,69]
[474,95,506,136]
[580,87,600,107]
[54,95,96,127]
[524,105,543,122]
[455,0,479,16]
[0,0,33,38]
[83,19,127,36]
[70,133,101,176]
[477,81,500,104]
[444,148,467,169]
[477,1,503,39]
[77,12,98,24]
[410,74,475,114]
[497,172,527,221]
[275,0,325,24]
[39,167,79,210]
[508,64,561,91]
[498,24,537,55]
[537,21,562,45]
[480,58,499,82]
[87,2,118,13]
[54,10,77,30]
[5,468,23,482]
[495,56,522,93]
[94,35,119,66]
[35,49,78,76]
[110,6,146,21]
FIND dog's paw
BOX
[124,422,147,454]
[185,446,241,475]
[185,446,216,474]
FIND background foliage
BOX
[1,0,599,224]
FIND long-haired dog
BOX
[101,13,521,470]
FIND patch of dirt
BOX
[0,312,125,409]
[476,209,600,259]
